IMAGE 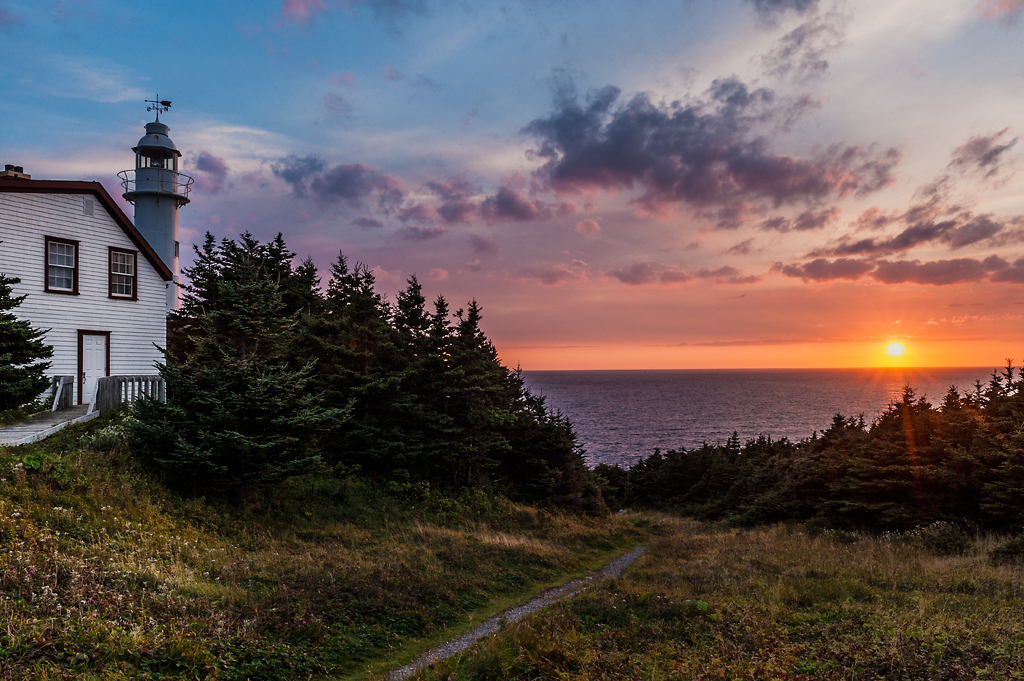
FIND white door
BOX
[81,334,107,404]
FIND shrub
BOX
[990,536,1024,564]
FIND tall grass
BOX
[0,414,646,679]
[414,517,1024,680]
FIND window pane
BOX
[47,241,75,291]
[49,266,73,290]
[111,274,133,296]
[111,252,134,275]
[48,242,75,267]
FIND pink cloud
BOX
[661,269,695,283]
[518,262,589,285]
[192,151,229,194]
[398,225,446,240]
[329,71,357,87]
[976,0,1024,22]
[574,218,601,235]
[607,261,659,285]
[428,268,449,281]
[241,171,269,187]
[282,0,329,24]
[480,186,551,223]
[398,203,434,222]
[382,65,402,81]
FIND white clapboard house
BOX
[0,110,189,406]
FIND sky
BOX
[2,0,1023,370]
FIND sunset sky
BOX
[2,0,1022,370]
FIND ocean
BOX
[520,367,998,468]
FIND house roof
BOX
[0,178,172,281]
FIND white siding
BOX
[0,191,168,402]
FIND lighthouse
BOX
[119,98,192,311]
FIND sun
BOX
[887,342,905,356]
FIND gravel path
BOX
[389,545,646,680]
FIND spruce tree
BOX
[132,236,341,495]
[0,273,53,410]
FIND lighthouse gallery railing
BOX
[117,169,193,200]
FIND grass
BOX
[413,517,1024,680]
[0,413,648,679]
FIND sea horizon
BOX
[521,366,1002,468]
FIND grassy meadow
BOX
[413,517,1024,680]
[6,411,1024,680]
[0,414,649,680]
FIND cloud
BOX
[524,77,899,217]
[272,155,405,210]
[480,186,550,222]
[281,0,329,24]
[426,177,478,223]
[991,258,1024,283]
[325,92,351,115]
[761,207,838,232]
[760,17,845,82]
[660,269,695,283]
[270,155,327,195]
[281,0,426,27]
[428,268,448,281]
[854,206,897,231]
[812,208,1016,257]
[872,257,1004,286]
[352,216,384,229]
[470,235,500,255]
[948,128,1018,178]
[781,258,875,282]
[44,57,148,103]
[724,274,764,284]
[192,151,230,194]
[696,265,741,278]
[398,225,446,240]
[976,0,1024,23]
[781,254,1024,286]
[0,8,23,25]
[329,71,356,87]
[574,218,601,235]
[518,261,589,285]
[725,238,756,255]
[607,261,658,285]
[746,0,819,23]
[398,203,434,222]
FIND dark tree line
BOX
[131,232,603,511]
[596,364,1024,531]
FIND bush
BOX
[913,521,973,556]
[990,536,1024,564]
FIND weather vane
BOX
[145,96,172,121]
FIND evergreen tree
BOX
[0,272,53,410]
[132,237,341,495]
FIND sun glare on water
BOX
[888,343,905,356]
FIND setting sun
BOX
[888,343,905,356]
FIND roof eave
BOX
[0,179,173,282]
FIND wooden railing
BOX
[89,375,166,415]
[50,376,75,412]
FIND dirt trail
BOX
[389,545,646,680]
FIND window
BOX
[109,248,137,299]
[45,236,78,294]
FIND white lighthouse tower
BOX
[119,98,192,311]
